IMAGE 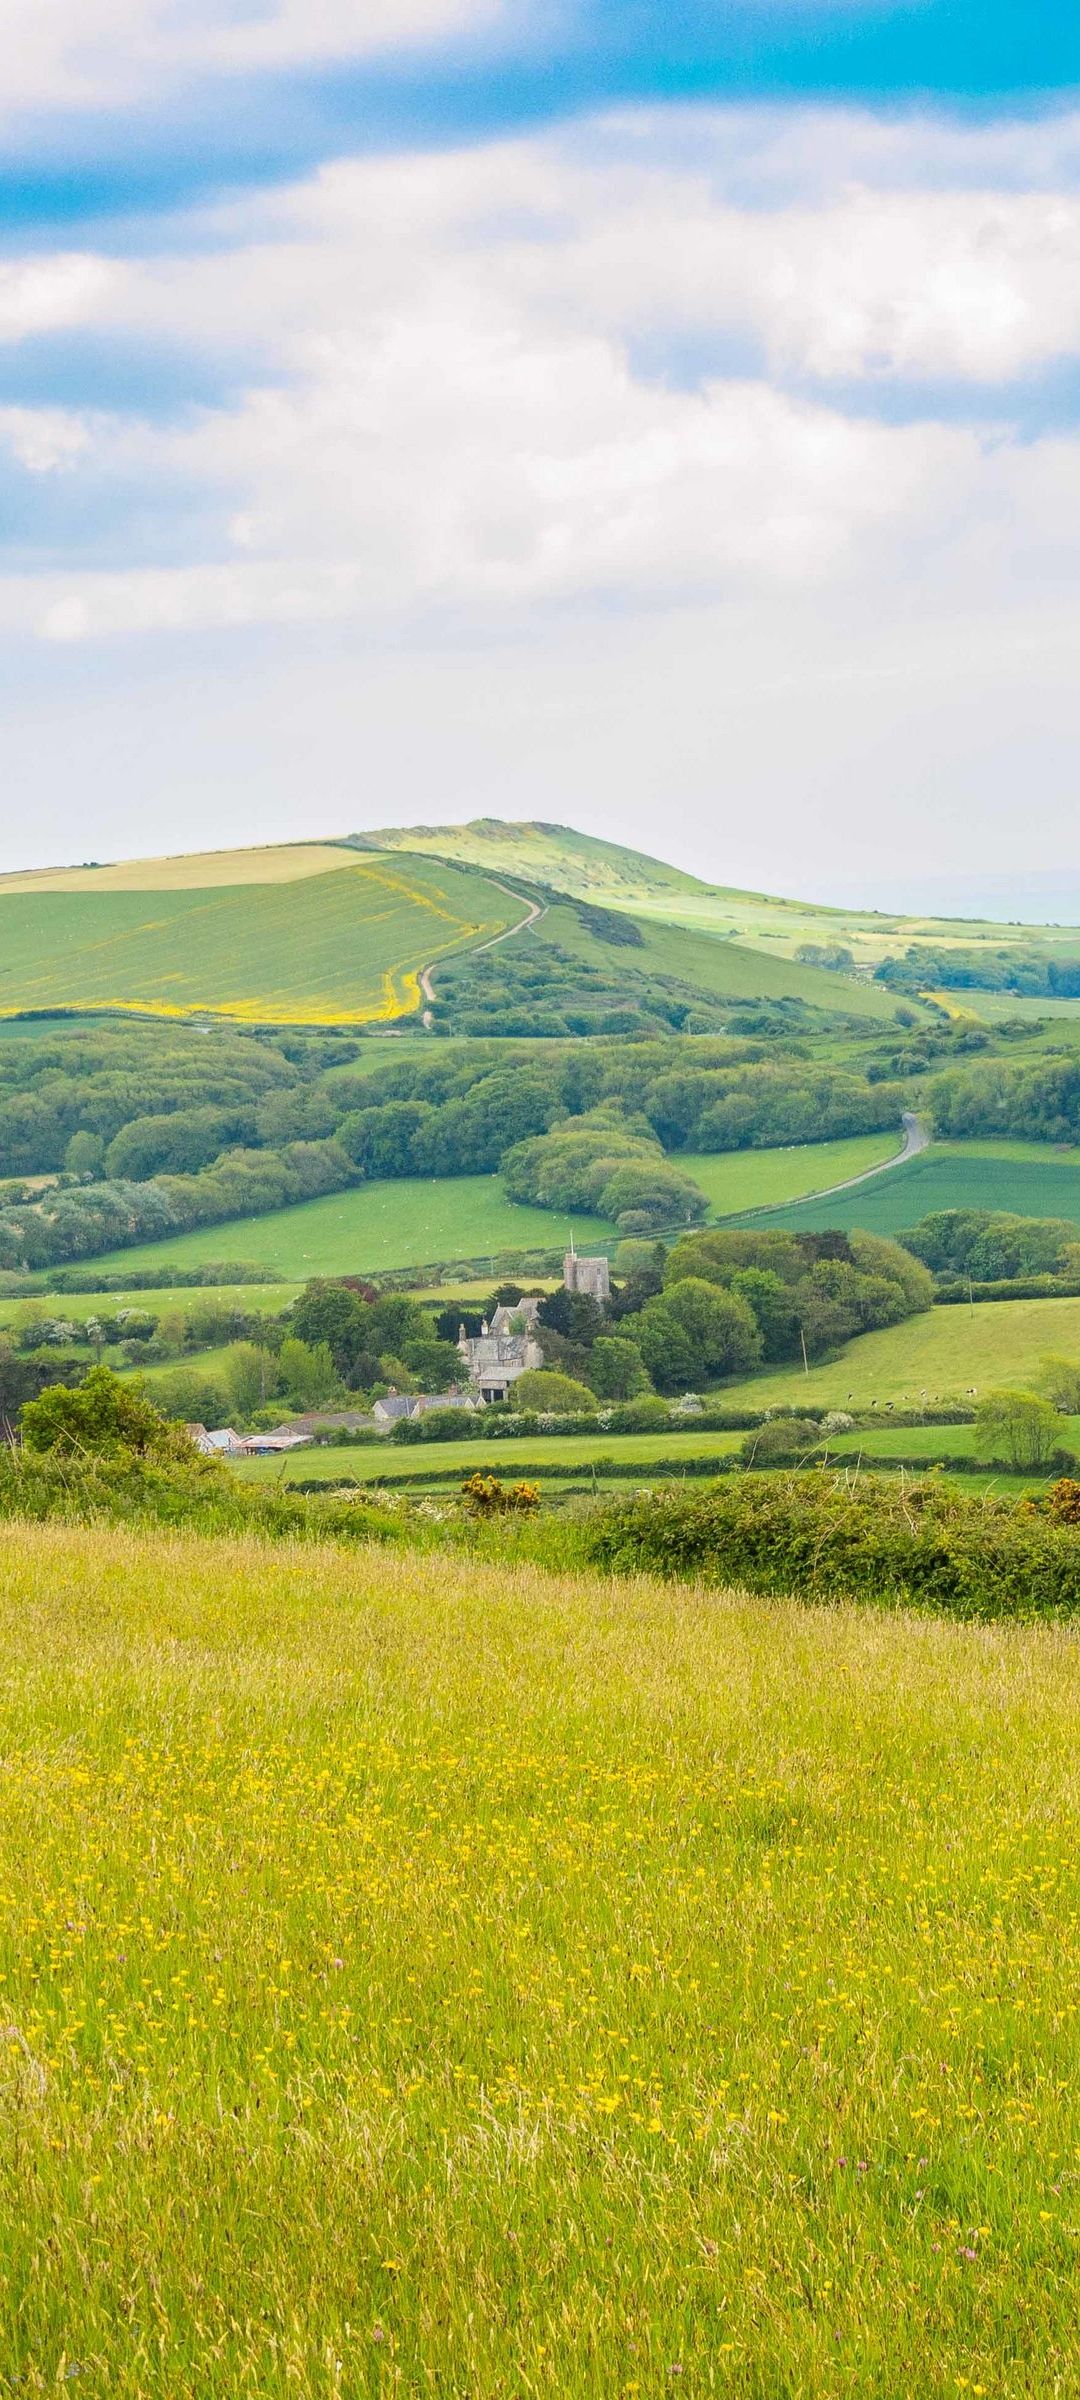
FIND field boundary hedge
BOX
[586,1472,1080,1619]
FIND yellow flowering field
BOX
[2,1523,1080,2395]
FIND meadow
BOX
[71,1135,905,1283]
[0,1284,301,1328]
[532,900,903,1021]
[0,856,516,1027]
[234,1426,750,1486]
[81,1176,616,1281]
[4,1518,1080,2394]
[756,1140,1080,1237]
[720,1291,1080,1412]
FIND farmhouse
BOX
[457,1311,545,1405]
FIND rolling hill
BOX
[5,816,1080,1035]
[0,853,519,1028]
[366,817,1080,979]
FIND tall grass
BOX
[0,1520,1079,2393]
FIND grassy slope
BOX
[0,857,517,1028]
[0,1285,300,1329]
[83,1176,616,1279]
[530,899,904,1021]
[680,1131,900,1212]
[4,1519,1080,2395]
[372,816,1080,973]
[754,1139,1080,1236]
[71,1135,903,1281]
[721,1292,1080,1411]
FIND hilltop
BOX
[1,817,1079,1032]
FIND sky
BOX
[2,0,1080,911]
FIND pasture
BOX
[0,856,516,1027]
[756,1139,1080,1236]
[0,1284,299,1328]
[4,1519,1080,2394]
[234,1426,749,1486]
[722,1291,1080,1412]
[81,1175,614,1280]
[68,1134,907,1282]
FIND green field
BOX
[681,1130,901,1214]
[757,1139,1080,1236]
[530,899,904,1022]
[5,1517,1080,2393]
[235,1426,748,1485]
[0,856,517,1028]
[0,1284,300,1328]
[720,1291,1080,1412]
[83,1176,615,1281]
[67,1135,907,1282]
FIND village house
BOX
[457,1310,545,1405]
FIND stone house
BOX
[457,1313,545,1405]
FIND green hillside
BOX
[0,857,517,1028]
[719,1289,1080,1412]
[750,1139,1080,1237]
[524,899,905,1023]
[8,1521,1080,2392]
[368,817,1080,981]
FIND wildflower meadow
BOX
[0,1521,1077,2393]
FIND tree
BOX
[21,1365,185,1459]
[278,1338,341,1411]
[512,1369,598,1414]
[636,1278,761,1392]
[1041,1355,1080,1414]
[291,1281,370,1374]
[64,1129,105,1179]
[974,1389,1070,1472]
[227,1343,281,1419]
[587,1336,651,1401]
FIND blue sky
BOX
[2,0,1080,904]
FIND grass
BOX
[754,1139,1080,1237]
[82,1176,615,1280]
[528,899,905,1021]
[374,818,1080,979]
[0,842,362,893]
[680,1131,901,1215]
[0,1284,300,1327]
[0,856,517,1028]
[3,1517,1080,2393]
[72,1136,907,1283]
[721,1292,1080,1412]
[234,1427,749,1484]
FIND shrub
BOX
[587,1473,1080,1621]
[512,1370,598,1414]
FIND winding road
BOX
[418,883,549,1025]
[733,1111,930,1225]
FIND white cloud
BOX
[0,255,116,342]
[0,0,504,113]
[7,100,1080,649]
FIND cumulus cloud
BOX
[6,101,1080,644]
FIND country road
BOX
[733,1111,930,1225]
[418,883,549,1023]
